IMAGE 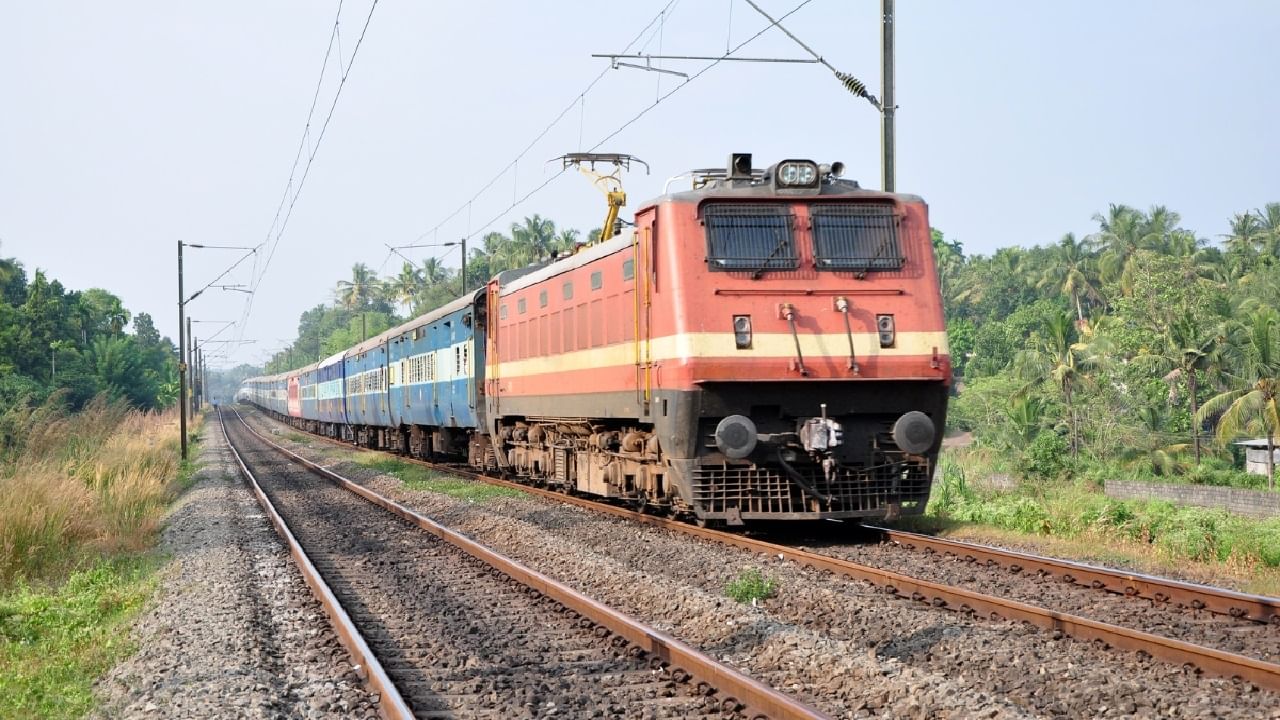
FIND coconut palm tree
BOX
[420,257,449,287]
[1091,204,1148,292]
[335,262,380,311]
[1257,202,1280,259]
[1014,310,1104,458]
[551,228,582,258]
[390,262,423,315]
[1037,233,1101,322]
[1197,310,1280,489]
[1140,204,1181,252]
[1135,316,1221,464]
[510,215,558,262]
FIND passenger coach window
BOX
[811,203,904,270]
[702,203,797,272]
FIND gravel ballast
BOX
[92,427,380,719]
[245,408,1280,719]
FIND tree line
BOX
[260,215,592,372]
[0,244,179,420]
[944,202,1280,488]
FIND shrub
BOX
[725,568,777,604]
[1019,431,1069,480]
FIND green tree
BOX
[390,262,424,315]
[335,263,382,311]
[1037,232,1101,322]
[1198,310,1280,489]
[1134,316,1221,464]
[1014,310,1103,458]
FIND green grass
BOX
[0,557,159,719]
[925,457,1280,569]
[354,455,522,502]
[284,432,311,445]
[725,568,778,604]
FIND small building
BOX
[1236,439,1280,476]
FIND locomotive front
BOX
[644,154,951,524]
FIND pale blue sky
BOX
[1,1,1276,367]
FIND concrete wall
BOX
[1105,480,1280,519]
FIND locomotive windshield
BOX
[702,203,798,272]
[811,203,903,271]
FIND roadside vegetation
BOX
[0,396,194,719]
[941,202,1280,489]
[0,244,178,415]
[355,454,522,502]
[922,203,1280,580]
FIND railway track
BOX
[238,407,1280,693]
[219,408,830,720]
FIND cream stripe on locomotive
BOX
[491,330,949,378]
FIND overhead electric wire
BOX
[410,0,682,246]
[236,0,381,343]
[459,0,817,245]
[741,0,880,108]
[185,249,257,304]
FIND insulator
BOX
[834,70,868,97]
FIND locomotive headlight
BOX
[877,314,895,347]
[732,314,752,349]
[776,160,819,188]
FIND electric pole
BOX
[460,237,468,294]
[187,318,196,418]
[177,241,187,460]
[881,0,896,192]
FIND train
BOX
[240,153,951,526]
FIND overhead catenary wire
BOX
[740,0,881,109]
[236,0,381,343]
[228,0,815,365]
[459,0,818,246]
[410,0,683,247]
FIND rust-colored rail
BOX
[229,409,829,720]
[242,408,1280,693]
[867,526,1280,625]
[217,411,416,720]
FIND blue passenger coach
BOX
[344,336,390,443]
[381,292,482,456]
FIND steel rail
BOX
[216,410,415,720]
[242,409,1280,692]
[229,409,830,720]
[865,526,1280,625]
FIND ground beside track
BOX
[92,425,379,719]
[243,408,1280,720]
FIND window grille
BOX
[811,203,903,270]
[702,203,797,272]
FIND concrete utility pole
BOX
[881,0,896,192]
[187,318,196,418]
[177,241,188,460]
[459,237,468,294]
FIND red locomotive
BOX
[483,153,950,525]
[243,153,950,526]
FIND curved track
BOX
[220,409,828,720]
[240,406,1280,693]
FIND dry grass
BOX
[0,396,194,585]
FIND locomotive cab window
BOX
[702,203,797,272]
[811,203,904,271]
